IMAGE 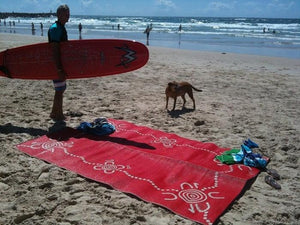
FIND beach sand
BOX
[0,33,299,225]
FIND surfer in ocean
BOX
[48,4,70,121]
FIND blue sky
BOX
[0,0,299,18]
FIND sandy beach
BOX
[0,33,299,225]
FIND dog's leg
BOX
[187,91,196,109]
[172,97,177,111]
[181,95,187,108]
[166,96,169,109]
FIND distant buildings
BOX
[0,12,56,19]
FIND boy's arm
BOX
[50,42,67,80]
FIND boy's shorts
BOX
[53,80,67,91]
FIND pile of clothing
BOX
[216,139,268,169]
[216,139,281,189]
[77,117,115,136]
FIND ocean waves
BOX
[1,15,299,58]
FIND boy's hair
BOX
[57,4,69,16]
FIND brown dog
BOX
[165,81,202,111]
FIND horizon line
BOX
[0,12,299,20]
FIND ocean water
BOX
[1,16,300,59]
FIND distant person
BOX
[178,24,182,47]
[78,23,82,33]
[48,4,70,121]
[31,22,35,35]
[40,22,44,36]
[263,27,266,33]
[144,24,152,46]
[78,23,82,39]
[12,21,16,33]
[117,24,120,30]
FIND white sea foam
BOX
[1,16,299,58]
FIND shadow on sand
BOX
[167,107,195,118]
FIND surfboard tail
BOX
[0,51,11,78]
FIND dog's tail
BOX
[192,86,203,92]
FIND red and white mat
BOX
[17,119,260,225]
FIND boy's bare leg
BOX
[50,90,66,121]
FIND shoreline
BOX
[0,33,300,225]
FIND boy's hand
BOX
[57,69,67,81]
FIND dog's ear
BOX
[168,81,178,85]
[172,81,180,87]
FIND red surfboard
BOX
[0,39,149,80]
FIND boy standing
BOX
[48,4,70,121]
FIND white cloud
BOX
[81,0,93,8]
[156,0,176,9]
[207,1,235,11]
[268,0,295,9]
[24,0,39,4]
